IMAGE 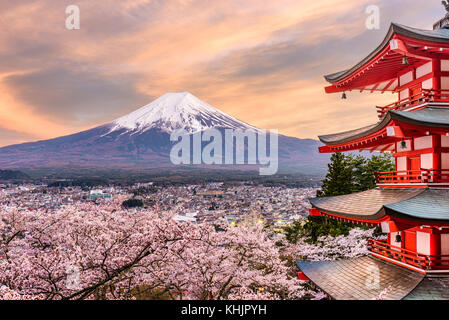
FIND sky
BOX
[0,0,446,147]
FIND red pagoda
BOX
[298,5,449,300]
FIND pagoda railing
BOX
[375,169,449,185]
[368,239,449,271]
[376,89,449,119]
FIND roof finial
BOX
[443,0,449,12]
[434,2,449,29]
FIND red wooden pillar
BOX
[433,59,441,91]
[432,135,441,181]
[400,231,406,262]
[429,228,441,268]
[404,228,417,252]
[430,229,441,255]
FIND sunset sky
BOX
[0,0,445,146]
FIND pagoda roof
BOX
[310,188,449,223]
[309,188,423,222]
[385,189,449,222]
[298,256,449,300]
[297,256,424,300]
[324,23,449,93]
[325,23,449,83]
[319,107,449,147]
[404,277,449,300]
[319,123,382,145]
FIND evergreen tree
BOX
[291,153,394,243]
[284,217,355,244]
[351,153,395,192]
[317,153,353,197]
[122,198,144,208]
[349,154,367,192]
[318,152,395,197]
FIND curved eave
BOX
[385,208,449,225]
[318,112,395,153]
[319,107,449,153]
[324,23,398,83]
[319,113,391,145]
[297,256,425,300]
[324,23,449,92]
[309,188,424,223]
[310,188,449,225]
[311,206,387,224]
[392,107,449,128]
[384,189,449,224]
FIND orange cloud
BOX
[0,74,71,139]
[0,0,439,146]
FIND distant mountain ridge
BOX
[0,169,30,180]
[0,92,330,176]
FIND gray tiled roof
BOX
[385,189,449,222]
[319,107,449,145]
[297,256,424,300]
[404,277,449,300]
[392,107,449,127]
[391,24,449,43]
[325,23,449,83]
[318,123,380,145]
[309,188,424,220]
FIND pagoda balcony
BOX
[368,239,449,273]
[376,89,449,119]
[375,169,449,186]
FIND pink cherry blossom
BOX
[0,198,317,300]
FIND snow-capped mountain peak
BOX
[109,92,257,134]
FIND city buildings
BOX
[0,182,315,229]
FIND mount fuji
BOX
[110,92,258,134]
[0,92,330,176]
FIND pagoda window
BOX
[440,233,449,265]
[442,136,449,174]
[414,136,433,150]
[441,135,449,147]
[441,153,449,170]
[420,153,433,169]
[397,156,407,171]
[441,59,449,72]
[416,61,432,78]
[400,71,413,86]
[441,76,449,90]
[416,231,431,256]
[399,88,410,100]
[422,78,433,89]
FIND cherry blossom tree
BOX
[284,227,376,262]
[0,199,188,300]
[0,199,317,300]
[144,223,319,300]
